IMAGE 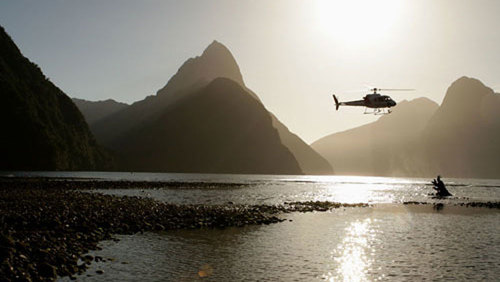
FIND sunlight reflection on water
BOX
[320,184,396,204]
[323,218,376,281]
[67,208,500,282]
[70,174,500,205]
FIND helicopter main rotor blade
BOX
[377,88,415,91]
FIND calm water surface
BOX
[5,172,499,281]
[67,206,499,281]
[6,171,498,205]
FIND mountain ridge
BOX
[111,77,303,174]
[72,98,128,125]
[313,76,500,178]
[312,97,439,176]
[0,25,110,170]
[422,76,500,178]
[89,40,332,174]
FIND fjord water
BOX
[7,172,499,281]
[8,171,500,205]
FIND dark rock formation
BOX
[0,26,110,170]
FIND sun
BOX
[314,0,404,45]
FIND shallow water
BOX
[62,205,500,281]
[4,171,499,204]
[7,172,499,281]
[86,175,500,205]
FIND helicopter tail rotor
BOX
[332,94,340,110]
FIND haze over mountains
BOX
[72,98,128,125]
[82,41,332,174]
[0,26,110,170]
[312,98,439,176]
[312,76,500,179]
[3,22,499,178]
[421,77,500,179]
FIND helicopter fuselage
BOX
[332,87,410,115]
[363,93,397,108]
[336,93,396,109]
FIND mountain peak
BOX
[441,76,494,111]
[157,40,244,97]
[450,76,488,91]
[202,40,228,55]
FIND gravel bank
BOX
[0,178,365,281]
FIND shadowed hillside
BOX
[92,41,332,174]
[422,76,500,178]
[114,78,302,174]
[72,98,128,125]
[0,26,110,170]
[312,98,439,176]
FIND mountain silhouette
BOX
[272,118,333,174]
[91,40,247,146]
[91,41,331,174]
[112,78,302,174]
[72,98,128,125]
[422,76,500,178]
[157,40,245,97]
[313,76,500,178]
[312,98,438,176]
[0,26,110,170]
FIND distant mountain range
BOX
[312,98,439,176]
[72,98,128,125]
[78,41,332,174]
[5,22,497,178]
[312,76,500,179]
[0,26,110,170]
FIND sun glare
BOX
[315,0,404,45]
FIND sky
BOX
[1,0,499,143]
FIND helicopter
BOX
[332,88,413,115]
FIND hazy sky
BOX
[1,0,499,143]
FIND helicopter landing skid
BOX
[364,108,392,115]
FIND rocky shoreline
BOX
[0,178,365,281]
[403,201,500,209]
[1,178,498,281]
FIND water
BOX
[5,172,499,281]
[5,171,499,205]
[66,206,500,281]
